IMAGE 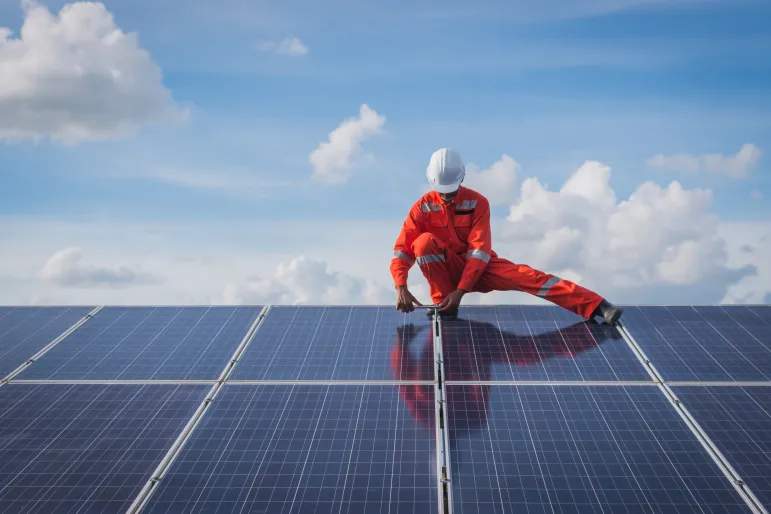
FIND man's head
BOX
[426,148,464,202]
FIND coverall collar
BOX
[434,186,466,206]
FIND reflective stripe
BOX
[466,249,491,263]
[457,200,477,210]
[536,276,561,298]
[393,251,414,264]
[421,203,442,212]
[416,254,445,266]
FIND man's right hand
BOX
[395,286,422,313]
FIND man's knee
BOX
[411,233,441,256]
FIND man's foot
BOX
[592,300,623,326]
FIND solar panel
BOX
[0,383,208,514]
[446,384,753,514]
[621,306,771,381]
[229,306,434,381]
[673,385,771,507]
[17,306,261,380]
[442,307,650,382]
[0,306,93,379]
[142,384,439,514]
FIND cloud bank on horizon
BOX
[0,0,769,307]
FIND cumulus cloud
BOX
[257,36,308,56]
[647,143,761,178]
[222,255,392,305]
[720,224,771,304]
[309,104,386,184]
[500,160,754,299]
[0,1,185,144]
[463,154,520,206]
[39,247,158,288]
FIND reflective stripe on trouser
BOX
[410,234,603,319]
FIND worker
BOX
[391,148,623,325]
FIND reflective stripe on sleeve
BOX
[536,276,561,298]
[416,254,445,266]
[466,249,491,263]
[421,203,442,212]
[393,251,414,264]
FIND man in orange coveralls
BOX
[391,148,623,324]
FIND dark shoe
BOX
[593,300,623,326]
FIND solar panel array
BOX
[0,303,770,513]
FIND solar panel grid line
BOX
[671,386,771,513]
[0,305,103,385]
[435,314,455,514]
[667,382,771,388]
[126,306,269,514]
[224,380,437,385]
[658,383,768,514]
[215,306,270,383]
[616,321,668,383]
[10,380,220,385]
[443,380,661,386]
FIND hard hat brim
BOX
[430,180,462,194]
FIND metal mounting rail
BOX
[617,322,769,514]
[431,311,454,514]
[125,305,271,514]
[0,306,103,388]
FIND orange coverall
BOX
[390,186,604,319]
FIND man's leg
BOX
[410,233,466,306]
[473,257,605,320]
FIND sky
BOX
[0,0,769,307]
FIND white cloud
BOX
[720,223,771,304]
[257,36,308,56]
[0,1,185,144]
[39,247,158,288]
[463,154,520,206]
[750,190,763,200]
[309,104,386,184]
[500,160,754,301]
[223,256,391,305]
[647,143,761,178]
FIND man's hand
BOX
[395,286,422,313]
[439,289,466,312]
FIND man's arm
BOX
[390,202,424,288]
[457,197,492,292]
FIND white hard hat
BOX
[426,148,465,194]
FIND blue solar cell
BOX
[143,385,439,514]
[230,306,434,381]
[18,306,261,380]
[0,383,208,514]
[673,386,771,507]
[0,306,93,379]
[621,306,771,381]
[442,307,649,382]
[447,385,753,514]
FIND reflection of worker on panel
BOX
[391,320,621,432]
[390,148,623,325]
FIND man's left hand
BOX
[439,289,466,312]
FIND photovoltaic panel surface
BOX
[673,386,771,508]
[229,306,434,381]
[17,306,261,380]
[442,306,649,382]
[621,306,771,381]
[447,385,752,514]
[143,384,439,514]
[0,383,208,514]
[0,306,93,379]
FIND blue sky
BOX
[0,0,769,306]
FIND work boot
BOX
[592,300,623,326]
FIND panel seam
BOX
[619,322,770,514]
[433,311,453,514]
[125,305,271,514]
[0,306,103,387]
